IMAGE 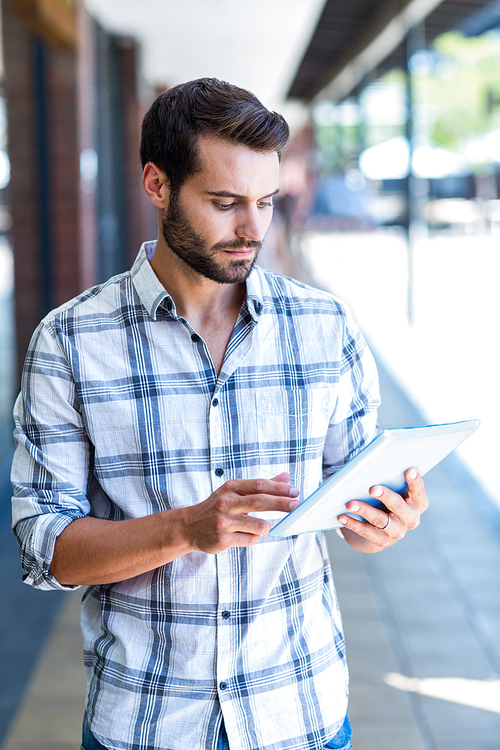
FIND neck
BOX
[150,235,246,324]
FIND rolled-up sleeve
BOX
[11,320,91,590]
[323,306,380,478]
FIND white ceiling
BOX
[83,0,325,126]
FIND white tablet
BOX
[268,419,480,537]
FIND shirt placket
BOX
[208,315,257,744]
[208,390,236,705]
[208,388,225,493]
[214,549,238,731]
[208,312,257,492]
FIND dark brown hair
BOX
[140,78,290,193]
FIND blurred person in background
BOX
[11,78,428,750]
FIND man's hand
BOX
[177,472,300,554]
[50,472,300,586]
[336,468,429,553]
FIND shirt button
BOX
[219,681,228,691]
[221,610,230,620]
[212,398,219,407]
[191,333,200,343]
[215,468,224,477]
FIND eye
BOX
[258,201,274,209]
[214,202,235,211]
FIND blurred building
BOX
[2,1,156,386]
[3,0,499,385]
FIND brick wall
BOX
[3,2,154,380]
[47,42,80,309]
[2,7,44,378]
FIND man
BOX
[11,78,428,750]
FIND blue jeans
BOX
[81,712,352,750]
[216,719,352,750]
[324,712,352,750]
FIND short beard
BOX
[161,191,262,285]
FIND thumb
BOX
[271,472,291,483]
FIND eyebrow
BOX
[203,189,280,200]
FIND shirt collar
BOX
[131,240,266,322]
[244,266,265,322]
[131,242,173,321]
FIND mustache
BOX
[212,239,262,251]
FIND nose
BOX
[235,205,267,243]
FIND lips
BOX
[213,240,261,252]
[224,247,254,254]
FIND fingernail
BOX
[338,516,348,525]
[372,485,383,497]
[289,486,300,497]
[289,500,300,510]
[350,503,360,512]
[408,469,418,480]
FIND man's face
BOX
[161,136,280,284]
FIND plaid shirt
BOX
[12,242,379,750]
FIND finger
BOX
[343,500,397,532]
[240,492,301,514]
[336,511,400,546]
[203,521,270,554]
[215,481,300,516]
[404,468,429,513]
[217,523,277,550]
[228,477,300,501]
[220,511,272,538]
[368,483,416,525]
[226,531,266,548]
[271,472,291,483]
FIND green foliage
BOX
[313,30,500,168]
[423,30,500,150]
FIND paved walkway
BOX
[2,233,500,749]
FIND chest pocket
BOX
[255,387,336,503]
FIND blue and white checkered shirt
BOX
[12,242,379,750]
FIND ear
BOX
[142,162,170,208]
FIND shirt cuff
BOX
[17,512,83,591]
